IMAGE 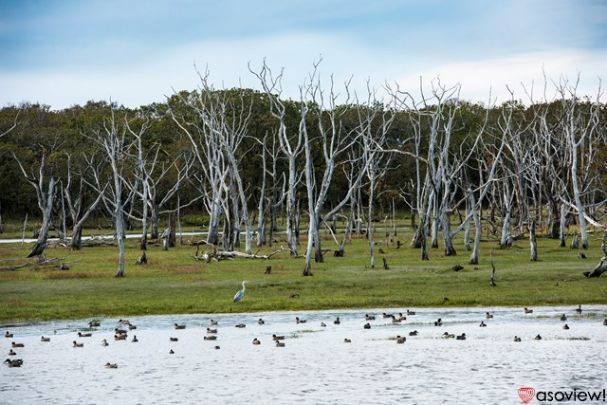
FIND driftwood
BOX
[194,246,285,263]
[0,256,64,271]
[584,256,607,278]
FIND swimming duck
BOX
[334,317,341,325]
[169,349,174,354]
[209,319,218,326]
[114,334,127,341]
[434,318,443,326]
[442,332,455,339]
[382,313,392,318]
[409,330,419,336]
[11,342,24,348]
[132,335,138,343]
[214,346,220,350]
[524,307,533,314]
[101,339,109,346]
[344,338,351,343]
[479,321,487,327]
[320,322,327,327]
[534,334,542,340]
[4,358,23,368]
[603,319,607,326]
[4,331,13,338]
[105,362,118,369]
[170,337,178,342]
[275,341,286,347]
[272,334,285,341]
[174,323,186,330]
[456,333,466,340]
[575,305,582,313]
[41,336,51,342]
[115,328,127,335]
[365,314,376,321]
[235,323,246,328]
[8,349,16,356]
[128,324,137,330]
[252,338,261,345]
[396,336,406,344]
[204,336,217,341]
[485,312,494,319]
[207,328,218,334]
[73,341,84,348]
[258,318,265,325]
[89,320,100,328]
[407,309,416,316]
[78,332,92,338]
[560,314,567,321]
[363,323,371,330]
[295,317,307,324]
[514,336,522,342]
[563,324,570,330]
[118,319,130,325]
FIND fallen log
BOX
[194,246,285,262]
[584,256,607,278]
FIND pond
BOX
[2,306,607,404]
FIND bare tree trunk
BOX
[368,176,376,268]
[468,189,481,265]
[559,203,567,247]
[529,218,538,261]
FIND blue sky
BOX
[0,0,605,108]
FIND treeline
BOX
[0,66,606,275]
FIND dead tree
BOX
[584,256,607,278]
[13,151,57,258]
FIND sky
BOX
[0,0,606,109]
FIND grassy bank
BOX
[1,228,606,322]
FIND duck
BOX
[41,336,51,342]
[442,332,455,339]
[363,323,371,329]
[320,322,327,327]
[408,330,419,336]
[132,335,138,343]
[235,323,246,328]
[204,336,217,341]
[485,312,494,319]
[214,346,221,350]
[101,339,109,347]
[78,332,92,338]
[4,331,13,338]
[174,323,186,330]
[575,305,582,314]
[603,319,607,326]
[73,341,84,348]
[115,328,127,335]
[334,317,341,325]
[406,309,416,316]
[8,349,16,356]
[434,318,443,326]
[128,324,137,330]
[365,314,376,321]
[563,324,570,330]
[4,358,23,368]
[118,319,130,325]
[257,318,265,325]
[252,338,261,345]
[560,314,567,321]
[114,334,127,341]
[272,334,285,341]
[89,320,100,328]
[105,362,118,369]
[209,319,218,326]
[11,342,24,348]
[524,307,533,314]
[456,333,466,340]
[396,336,406,344]
[206,328,218,334]
[382,313,392,319]
[479,321,487,327]
[344,338,351,343]
[169,349,174,354]
[534,334,542,340]
[275,341,286,347]
[170,337,178,342]
[514,336,522,342]
[295,317,307,324]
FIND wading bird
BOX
[233,281,247,302]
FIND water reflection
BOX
[2,306,607,404]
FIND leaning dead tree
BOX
[13,150,57,258]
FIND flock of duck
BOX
[4,305,606,369]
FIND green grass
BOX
[1,226,606,322]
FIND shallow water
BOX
[1,306,607,404]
